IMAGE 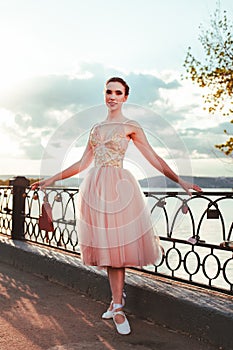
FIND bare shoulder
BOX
[125,119,143,133]
[89,122,100,133]
[124,119,148,143]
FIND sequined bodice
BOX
[90,123,129,168]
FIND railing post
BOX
[9,176,30,240]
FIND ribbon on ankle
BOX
[113,303,123,310]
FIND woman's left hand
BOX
[179,180,202,196]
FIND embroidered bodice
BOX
[90,123,130,168]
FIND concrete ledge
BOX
[0,237,232,350]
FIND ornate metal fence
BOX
[143,190,233,294]
[0,186,13,236]
[24,186,79,252]
[0,177,232,294]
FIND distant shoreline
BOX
[138,175,233,189]
[1,175,233,188]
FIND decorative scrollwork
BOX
[1,185,233,294]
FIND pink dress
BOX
[77,121,161,267]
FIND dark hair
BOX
[105,77,130,96]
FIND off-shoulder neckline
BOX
[99,120,128,125]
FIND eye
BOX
[106,89,112,94]
[116,90,123,95]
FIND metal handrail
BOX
[0,182,232,294]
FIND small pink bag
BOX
[39,195,54,232]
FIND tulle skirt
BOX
[77,166,161,267]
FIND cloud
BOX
[126,72,181,104]
[0,63,184,160]
[209,122,233,135]
[0,63,181,114]
[178,122,233,159]
[0,62,229,163]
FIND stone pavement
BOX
[0,262,218,350]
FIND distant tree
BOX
[183,3,233,156]
[0,179,10,186]
[0,178,40,186]
[28,178,40,186]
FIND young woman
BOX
[31,77,202,335]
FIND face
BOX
[104,81,128,111]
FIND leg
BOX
[101,267,126,319]
[107,267,125,324]
[107,267,125,304]
[106,266,131,334]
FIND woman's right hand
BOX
[31,178,55,191]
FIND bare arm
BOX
[31,138,93,190]
[129,121,202,195]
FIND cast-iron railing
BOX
[0,177,232,295]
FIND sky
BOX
[0,0,233,180]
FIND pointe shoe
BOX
[113,310,131,335]
[102,301,114,319]
[101,292,126,319]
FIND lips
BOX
[108,102,117,107]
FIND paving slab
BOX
[0,262,219,350]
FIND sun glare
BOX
[0,22,42,92]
